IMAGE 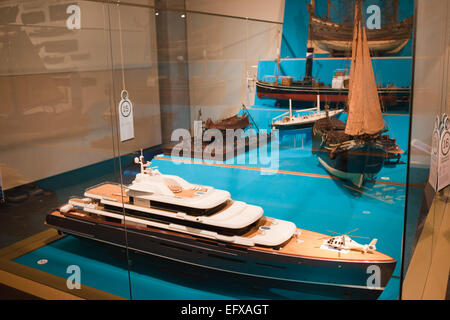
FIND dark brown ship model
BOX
[204,112,250,131]
[312,0,403,187]
[307,0,413,56]
[163,106,260,161]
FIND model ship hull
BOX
[46,212,395,299]
[272,109,343,131]
[313,139,387,186]
[308,15,413,56]
[256,81,410,108]
[273,121,321,131]
[311,39,409,56]
[312,120,390,186]
[205,114,250,131]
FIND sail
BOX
[345,0,385,136]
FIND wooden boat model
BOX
[204,113,250,131]
[312,0,403,187]
[307,0,413,56]
[45,154,396,299]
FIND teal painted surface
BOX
[15,235,358,299]
[15,112,407,299]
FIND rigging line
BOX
[327,0,345,22]
[245,16,249,107]
[102,2,118,185]
[118,5,126,91]
[438,1,450,115]
[106,2,132,300]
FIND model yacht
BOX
[46,155,396,299]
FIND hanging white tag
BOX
[428,115,440,191]
[437,114,450,191]
[118,90,134,142]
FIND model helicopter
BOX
[322,228,378,254]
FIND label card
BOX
[437,114,450,191]
[118,90,135,142]
[428,115,440,191]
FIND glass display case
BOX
[0,0,448,302]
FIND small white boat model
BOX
[272,97,343,131]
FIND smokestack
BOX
[304,47,314,82]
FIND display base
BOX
[163,133,271,161]
[0,229,123,300]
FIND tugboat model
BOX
[256,47,410,109]
[312,0,403,187]
[46,155,396,299]
[272,97,343,131]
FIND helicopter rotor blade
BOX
[348,235,370,239]
[326,229,368,239]
[343,228,359,236]
[326,230,343,235]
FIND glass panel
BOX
[0,0,132,299]
[105,0,162,300]
[5,0,444,302]
[401,0,450,299]
[122,0,414,301]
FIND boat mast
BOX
[394,0,399,23]
[289,99,292,117]
[345,0,384,136]
[275,29,281,84]
[342,0,354,23]
[310,0,315,13]
[384,0,399,26]
[275,52,280,84]
[327,0,330,20]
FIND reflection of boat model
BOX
[312,0,403,187]
[0,26,87,148]
[46,154,396,299]
[256,48,410,108]
[307,0,413,56]
[272,97,343,131]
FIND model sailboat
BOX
[312,0,403,187]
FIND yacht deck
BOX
[85,182,208,202]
